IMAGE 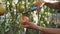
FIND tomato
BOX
[0,9,5,16]
[19,6,25,13]
[17,5,25,13]
[23,16,29,23]
[17,3,25,13]
[0,3,6,16]
[21,16,29,25]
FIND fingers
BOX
[34,0,45,10]
[20,17,29,28]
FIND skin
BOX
[34,0,60,10]
[21,0,60,34]
[21,20,60,34]
[45,1,60,9]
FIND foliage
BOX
[0,0,58,34]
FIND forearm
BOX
[28,22,60,34]
[28,22,43,31]
[38,0,60,9]
[45,0,60,9]
[38,26,60,34]
[29,23,60,34]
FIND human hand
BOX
[34,0,45,10]
[21,16,36,29]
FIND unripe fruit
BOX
[17,4,25,13]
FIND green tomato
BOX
[19,6,25,13]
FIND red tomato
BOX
[0,9,5,16]
[21,16,29,25]
[0,3,6,16]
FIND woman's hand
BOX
[34,0,45,10]
[34,0,60,9]
[21,16,37,29]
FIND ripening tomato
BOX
[17,3,25,13]
[0,9,6,16]
[17,4,25,13]
[23,16,29,23]
[19,6,25,13]
[21,16,29,25]
[0,3,6,16]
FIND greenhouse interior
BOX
[0,0,60,34]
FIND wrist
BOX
[29,23,38,29]
[28,22,45,31]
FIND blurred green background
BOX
[0,0,60,34]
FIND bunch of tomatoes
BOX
[0,1,37,25]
